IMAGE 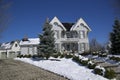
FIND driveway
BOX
[0,59,68,80]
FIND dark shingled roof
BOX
[62,23,74,31]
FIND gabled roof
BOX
[0,41,18,50]
[71,18,91,31]
[50,17,91,32]
[62,23,74,31]
[50,16,66,31]
[20,38,40,46]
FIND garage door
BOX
[0,52,7,59]
[9,51,16,58]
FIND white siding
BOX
[29,46,33,55]
[21,47,28,55]
[79,31,85,39]
[11,42,20,53]
[34,47,37,54]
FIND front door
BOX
[62,43,78,52]
[66,44,70,51]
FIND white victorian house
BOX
[19,37,39,55]
[50,17,91,53]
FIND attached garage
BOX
[8,51,16,58]
[0,41,20,59]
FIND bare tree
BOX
[90,38,103,53]
[0,0,11,38]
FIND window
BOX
[54,30,59,39]
[80,31,85,39]
[55,44,59,51]
[54,22,59,26]
[80,23,84,26]
[15,44,17,47]
[80,43,85,51]
[66,32,71,38]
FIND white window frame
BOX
[54,30,59,39]
[79,31,85,39]
[81,43,85,51]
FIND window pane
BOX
[80,31,84,39]
[81,43,85,51]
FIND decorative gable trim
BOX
[50,16,66,31]
[0,41,20,50]
[70,18,91,31]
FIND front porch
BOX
[61,43,78,53]
[55,42,89,53]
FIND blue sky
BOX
[0,0,116,44]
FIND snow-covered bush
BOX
[17,54,32,58]
[60,54,64,58]
[27,54,32,58]
[65,54,73,59]
[88,61,96,69]
[94,66,105,76]
[92,52,98,56]
[17,54,23,58]
[99,53,107,57]
[32,54,38,58]
[72,56,80,63]
[44,54,50,59]
[72,56,90,66]
[52,54,59,58]
[81,60,88,66]
[109,56,120,62]
[104,69,116,79]
[80,51,90,56]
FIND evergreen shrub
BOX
[81,60,88,66]
[104,69,116,79]
[94,66,105,76]
[60,54,65,58]
[88,63,96,69]
[109,56,120,62]
[72,56,80,63]
[65,54,73,59]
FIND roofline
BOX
[50,16,67,31]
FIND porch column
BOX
[70,43,72,52]
[59,43,62,52]
[85,43,89,51]
[78,43,80,53]
[59,31,61,39]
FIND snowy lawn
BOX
[15,57,108,80]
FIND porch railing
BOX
[61,38,79,42]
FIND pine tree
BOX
[38,18,56,59]
[110,19,120,55]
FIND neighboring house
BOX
[50,16,91,53]
[0,41,20,59]
[19,37,39,55]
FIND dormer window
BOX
[80,23,84,26]
[79,31,85,39]
[54,22,59,26]
[54,30,59,39]
[15,44,17,47]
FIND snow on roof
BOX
[0,41,15,50]
[20,38,40,45]
[0,43,11,49]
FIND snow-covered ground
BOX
[15,57,108,80]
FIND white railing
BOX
[61,38,79,42]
